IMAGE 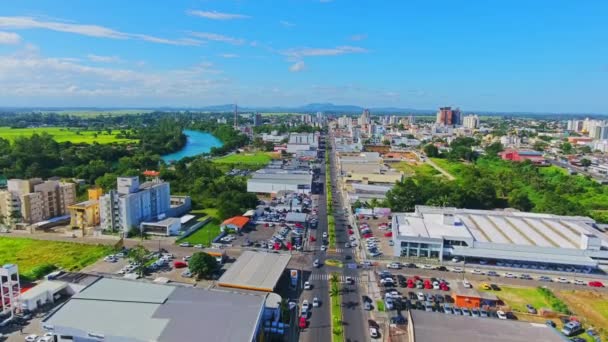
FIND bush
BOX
[537,287,570,314]
[23,263,58,281]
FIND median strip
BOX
[329,272,344,342]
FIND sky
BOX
[0,0,606,113]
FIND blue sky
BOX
[0,0,606,113]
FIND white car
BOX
[322,232,328,238]
[462,280,472,288]
[556,277,569,284]
[179,242,192,247]
[421,264,434,269]
[320,245,327,251]
[304,281,312,290]
[25,335,38,342]
[451,267,464,273]
[370,327,379,338]
[574,279,586,286]
[380,278,394,285]
[302,300,310,311]
[417,292,425,301]
[388,262,401,269]
[313,297,320,307]
[194,244,204,248]
[433,281,440,290]
[504,272,516,278]
[452,257,461,262]
[497,310,507,320]
[471,269,484,275]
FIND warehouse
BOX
[391,206,607,269]
[247,169,312,195]
[218,251,291,292]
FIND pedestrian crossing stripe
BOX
[309,274,361,282]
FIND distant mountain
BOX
[192,103,435,114]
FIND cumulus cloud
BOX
[282,45,368,58]
[289,61,306,72]
[280,20,296,27]
[190,32,245,45]
[349,34,367,41]
[0,31,21,44]
[0,16,200,45]
[87,54,122,63]
[186,10,250,20]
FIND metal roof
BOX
[452,245,597,267]
[20,280,67,301]
[410,310,565,342]
[218,251,291,292]
[285,212,308,222]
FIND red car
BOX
[348,229,354,235]
[407,282,415,288]
[384,232,393,237]
[362,233,373,238]
[440,285,450,291]
[173,261,188,268]
[299,317,307,329]
[589,281,604,287]
[424,282,432,289]
[309,236,316,242]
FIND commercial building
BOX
[392,206,608,269]
[499,149,546,164]
[68,188,103,231]
[436,107,461,126]
[247,169,312,195]
[252,112,263,126]
[462,114,479,129]
[0,178,76,226]
[99,177,176,234]
[140,217,181,236]
[407,310,565,342]
[221,216,250,232]
[42,277,278,342]
[286,133,319,153]
[218,251,291,292]
[450,282,498,309]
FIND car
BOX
[452,257,461,262]
[380,278,394,285]
[417,292,425,301]
[179,242,192,247]
[570,338,586,342]
[443,304,453,314]
[344,242,350,248]
[589,281,604,287]
[519,274,532,280]
[556,277,569,284]
[562,321,584,336]
[320,245,327,251]
[322,232,328,238]
[490,284,500,291]
[451,267,464,273]
[504,272,516,278]
[388,262,401,269]
[25,335,38,342]
[391,315,406,325]
[573,279,586,286]
[471,269,484,275]
[345,276,354,284]
[369,327,379,339]
[461,307,471,316]
[526,304,537,314]
[371,251,383,257]
[546,320,556,328]
[453,307,462,315]
[497,310,508,320]
[538,276,552,282]
[181,270,192,278]
[384,298,394,310]
[487,271,498,277]
[471,308,480,317]
[299,316,307,329]
[302,300,310,311]
[481,283,491,290]
[313,297,320,307]
[364,301,372,310]
[304,281,312,290]
[313,259,320,268]
[194,244,204,248]
[480,309,488,317]
[462,280,472,288]
[421,264,434,269]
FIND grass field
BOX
[557,290,608,340]
[212,151,276,166]
[42,109,153,117]
[0,127,137,144]
[0,237,113,280]
[179,219,221,246]
[479,285,554,313]
[392,161,441,177]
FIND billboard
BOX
[290,269,298,287]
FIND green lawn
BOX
[191,208,220,220]
[0,237,113,280]
[479,285,556,313]
[0,126,137,144]
[179,219,221,246]
[430,158,469,179]
[392,161,441,177]
[212,151,275,166]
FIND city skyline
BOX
[0,0,607,113]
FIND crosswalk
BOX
[309,273,362,283]
[310,246,346,253]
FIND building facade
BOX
[99,177,171,233]
[462,114,479,129]
[436,107,461,126]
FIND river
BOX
[161,129,223,162]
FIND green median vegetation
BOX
[329,273,344,342]
[537,287,570,314]
[325,148,336,248]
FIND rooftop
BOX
[43,278,266,342]
[218,251,291,292]
[410,310,564,342]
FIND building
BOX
[391,206,607,269]
[591,125,608,140]
[566,119,583,132]
[252,112,262,126]
[140,217,181,236]
[498,149,546,164]
[450,282,498,308]
[68,188,102,231]
[0,264,20,316]
[218,251,291,292]
[286,133,319,153]
[462,115,479,129]
[436,107,461,126]
[99,176,171,234]
[247,169,312,195]
[221,216,250,232]
[42,277,278,342]
[261,131,287,143]
[567,136,594,145]
[407,310,566,342]
[359,109,371,126]
[0,178,76,226]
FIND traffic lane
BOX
[300,273,332,342]
[383,267,608,293]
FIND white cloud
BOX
[190,32,245,45]
[280,20,296,28]
[219,53,239,58]
[87,54,122,63]
[0,31,21,44]
[283,45,368,58]
[349,34,367,41]
[289,61,306,72]
[0,16,200,46]
[186,10,250,20]
[0,46,228,104]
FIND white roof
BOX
[20,280,67,301]
[218,251,291,291]
[180,215,195,224]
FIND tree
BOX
[484,142,503,157]
[385,178,422,212]
[382,139,391,146]
[188,252,219,280]
[560,142,573,154]
[508,189,533,211]
[423,144,439,158]
[128,245,149,277]
[580,158,591,167]
[533,141,548,152]
[579,145,592,154]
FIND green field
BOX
[479,285,556,313]
[0,237,113,280]
[430,158,469,178]
[41,109,153,117]
[392,161,441,177]
[212,151,275,166]
[0,127,137,144]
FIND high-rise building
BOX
[389,116,399,125]
[591,125,608,140]
[408,115,415,125]
[462,115,480,129]
[252,113,262,126]
[566,119,582,132]
[99,176,171,234]
[338,115,350,127]
[359,109,371,125]
[233,104,238,129]
[0,179,75,225]
[436,107,461,126]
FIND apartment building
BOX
[0,178,76,225]
[99,176,171,233]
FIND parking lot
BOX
[356,215,393,257]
